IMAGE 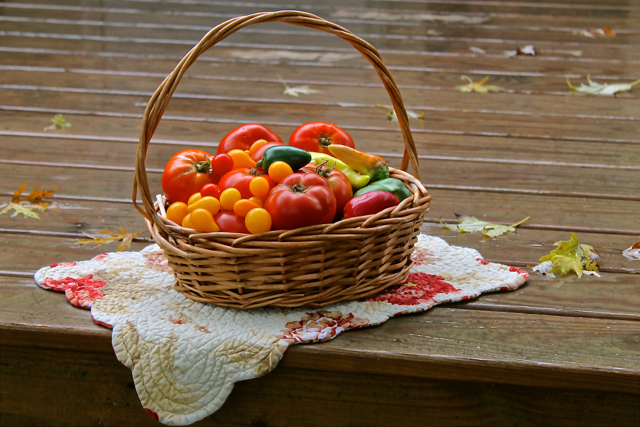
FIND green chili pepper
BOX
[309,152,370,190]
[353,178,413,201]
[256,145,311,172]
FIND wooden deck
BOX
[1,0,639,425]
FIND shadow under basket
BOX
[133,11,432,309]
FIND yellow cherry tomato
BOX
[233,199,262,217]
[228,149,257,169]
[245,208,272,234]
[248,139,268,156]
[268,161,293,183]
[249,196,263,206]
[187,196,220,216]
[166,202,189,225]
[188,192,202,206]
[249,176,270,199]
[220,188,242,211]
[189,208,220,233]
[182,213,194,229]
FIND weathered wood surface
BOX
[1,0,639,425]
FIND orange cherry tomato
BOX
[248,139,269,156]
[268,161,294,183]
[220,188,242,211]
[233,199,262,217]
[182,213,194,229]
[228,149,257,169]
[245,208,272,234]
[249,196,263,206]
[188,192,202,206]
[187,196,220,216]
[166,202,189,225]
[189,208,219,233]
[249,176,270,199]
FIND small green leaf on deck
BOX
[567,75,640,96]
[375,104,424,122]
[442,214,530,238]
[277,74,320,97]
[456,76,502,93]
[73,227,143,251]
[533,233,600,278]
[44,114,71,131]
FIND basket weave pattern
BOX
[133,11,432,309]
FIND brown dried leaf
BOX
[74,227,143,251]
[590,27,616,37]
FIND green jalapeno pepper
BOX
[256,146,311,172]
[353,177,413,201]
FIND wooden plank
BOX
[1,33,637,78]
[2,275,638,394]
[2,345,639,426]
[2,17,639,62]
[2,69,638,120]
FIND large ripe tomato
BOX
[218,167,275,200]
[214,211,249,233]
[216,124,282,155]
[162,149,218,204]
[289,122,355,156]
[301,163,352,221]
[265,173,336,230]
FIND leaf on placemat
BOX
[1,183,60,219]
[442,214,530,238]
[73,227,143,251]
[276,73,320,97]
[622,242,640,261]
[533,233,600,278]
[567,75,640,96]
[375,104,424,122]
[456,76,502,93]
[44,114,71,131]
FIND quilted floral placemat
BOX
[34,234,528,426]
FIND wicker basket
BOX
[133,10,432,309]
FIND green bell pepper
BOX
[353,178,413,201]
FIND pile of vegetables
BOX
[161,122,412,234]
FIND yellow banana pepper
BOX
[309,152,370,190]
[328,145,389,182]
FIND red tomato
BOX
[210,153,234,181]
[201,183,221,199]
[214,211,249,233]
[250,142,283,162]
[301,164,353,221]
[218,168,275,200]
[289,122,355,156]
[265,173,336,230]
[216,124,282,155]
[343,191,399,220]
[162,149,217,204]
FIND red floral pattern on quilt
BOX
[42,275,106,308]
[281,311,369,342]
[365,272,460,306]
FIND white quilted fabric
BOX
[34,234,528,426]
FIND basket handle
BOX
[133,10,421,225]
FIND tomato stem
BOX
[194,158,212,174]
[318,133,332,148]
[291,183,308,194]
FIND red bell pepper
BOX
[343,191,399,220]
